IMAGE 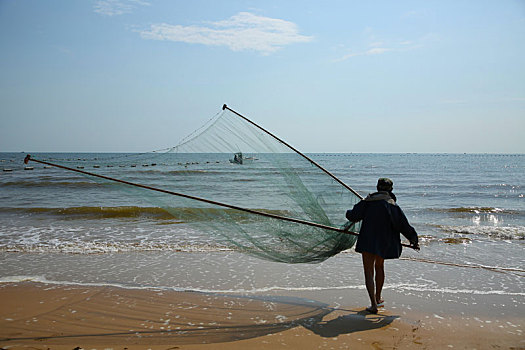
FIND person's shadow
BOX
[0,291,398,346]
[301,308,399,337]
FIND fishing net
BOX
[31,106,361,263]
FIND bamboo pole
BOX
[222,104,364,200]
[24,155,369,238]
[221,105,416,251]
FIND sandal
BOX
[366,306,378,314]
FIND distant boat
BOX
[230,152,257,165]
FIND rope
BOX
[401,256,525,275]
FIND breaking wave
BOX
[0,277,523,297]
[0,206,177,220]
[439,225,525,240]
[0,206,290,221]
[0,241,232,254]
[433,207,521,215]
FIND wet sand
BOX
[0,282,522,349]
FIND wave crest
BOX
[440,225,524,240]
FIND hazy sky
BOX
[1,0,524,153]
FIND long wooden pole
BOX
[222,104,364,200]
[222,105,417,251]
[24,155,373,238]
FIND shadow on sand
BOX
[301,308,399,337]
[0,284,398,347]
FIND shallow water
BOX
[0,152,524,317]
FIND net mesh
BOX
[47,108,361,263]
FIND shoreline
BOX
[1,281,522,349]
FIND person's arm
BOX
[346,200,366,223]
[396,207,419,248]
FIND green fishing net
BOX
[36,106,361,263]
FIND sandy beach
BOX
[0,281,522,350]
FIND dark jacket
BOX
[346,191,418,259]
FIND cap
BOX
[377,178,393,191]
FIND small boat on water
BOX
[230,152,257,165]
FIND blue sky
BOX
[1,0,524,153]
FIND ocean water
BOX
[1,152,524,318]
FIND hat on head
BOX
[377,178,393,192]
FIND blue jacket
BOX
[346,191,418,259]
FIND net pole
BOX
[222,104,364,200]
[222,105,418,251]
[25,155,403,243]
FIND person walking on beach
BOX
[346,178,419,314]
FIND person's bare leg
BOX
[374,256,385,306]
[362,252,378,313]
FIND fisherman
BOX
[346,178,419,314]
